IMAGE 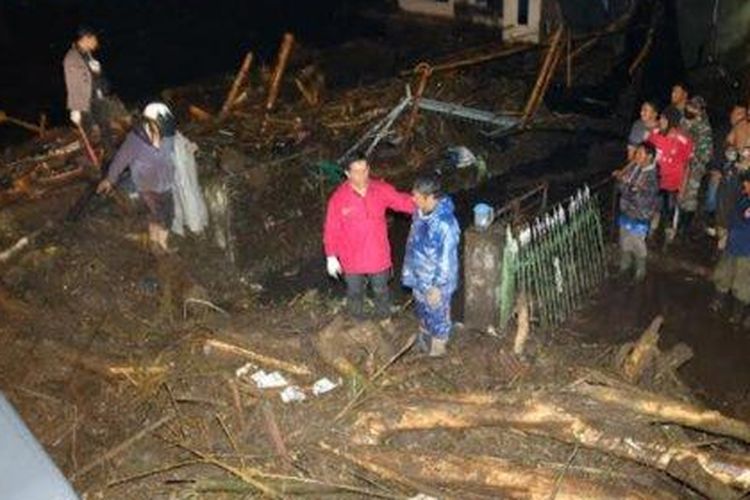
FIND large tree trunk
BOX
[337,447,681,500]
[572,382,750,444]
[349,391,750,499]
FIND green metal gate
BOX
[499,186,607,329]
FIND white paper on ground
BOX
[280,386,306,403]
[312,377,340,396]
[235,362,257,378]
[250,370,288,389]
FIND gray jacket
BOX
[63,45,92,112]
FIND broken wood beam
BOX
[346,447,679,500]
[220,51,254,118]
[620,315,663,383]
[265,33,295,113]
[204,337,311,376]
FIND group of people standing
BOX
[63,27,207,254]
[323,160,460,357]
[615,82,750,328]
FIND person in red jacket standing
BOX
[324,158,415,321]
[647,106,694,243]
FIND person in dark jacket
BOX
[613,143,660,281]
[402,175,460,357]
[97,102,176,254]
[711,170,750,328]
[63,26,114,150]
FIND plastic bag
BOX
[171,132,209,236]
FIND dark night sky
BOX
[0,0,378,141]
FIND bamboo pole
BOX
[220,51,254,118]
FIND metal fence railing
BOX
[499,185,607,329]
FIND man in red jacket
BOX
[324,159,415,320]
[647,106,694,242]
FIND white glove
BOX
[70,110,82,125]
[88,58,102,74]
[326,256,342,278]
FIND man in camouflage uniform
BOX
[679,96,714,232]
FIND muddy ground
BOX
[0,12,748,500]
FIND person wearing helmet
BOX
[97,102,176,253]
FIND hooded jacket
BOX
[324,179,414,274]
[106,126,175,193]
[402,196,460,295]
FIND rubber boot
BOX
[729,296,745,325]
[709,291,728,313]
[429,337,447,357]
[416,330,430,353]
[634,257,647,282]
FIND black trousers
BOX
[344,271,391,320]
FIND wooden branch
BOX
[204,337,311,376]
[220,52,254,118]
[71,413,174,480]
[261,402,291,464]
[265,33,295,112]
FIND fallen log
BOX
[203,337,311,376]
[344,447,679,500]
[349,392,749,498]
[572,382,750,444]
[319,441,439,498]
